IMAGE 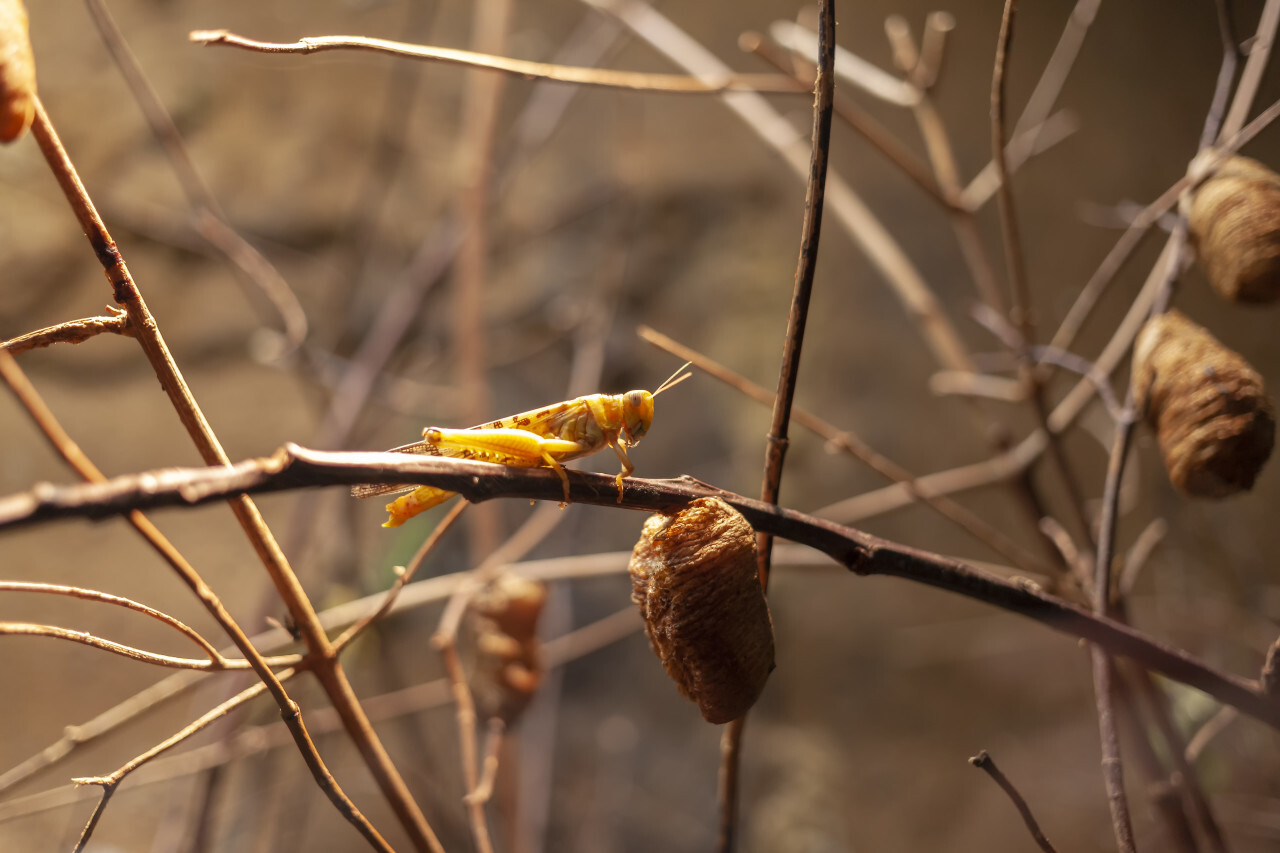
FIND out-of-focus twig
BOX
[639,325,1056,575]
[720,0,835,848]
[0,581,221,660]
[27,97,424,852]
[1219,0,1280,140]
[581,0,975,374]
[85,0,308,356]
[189,29,800,93]
[969,751,1059,853]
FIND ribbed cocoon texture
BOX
[1133,309,1275,497]
[628,497,775,724]
[1189,155,1280,303]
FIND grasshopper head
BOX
[620,390,655,446]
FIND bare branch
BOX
[190,29,799,94]
[0,622,296,670]
[969,751,1059,853]
[1,443,1277,730]
[0,311,133,355]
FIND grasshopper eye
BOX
[628,391,645,408]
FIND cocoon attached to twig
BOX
[1188,155,1280,303]
[0,0,34,143]
[1132,310,1275,497]
[470,573,546,724]
[628,497,774,724]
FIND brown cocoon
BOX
[1188,156,1280,303]
[1132,310,1275,497]
[471,573,546,723]
[0,0,33,143]
[628,497,774,724]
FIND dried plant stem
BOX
[1185,706,1239,764]
[820,233,1177,525]
[466,719,506,806]
[638,325,1055,575]
[11,446,1276,727]
[1219,0,1280,140]
[0,622,297,671]
[1,605,645,826]
[1126,666,1227,852]
[333,500,469,652]
[580,0,974,373]
[0,550,657,803]
[0,581,222,661]
[0,348,392,851]
[969,751,1058,853]
[720,1,834,849]
[27,99,431,851]
[454,0,510,559]
[189,29,798,94]
[992,0,1031,339]
[1089,402,1139,853]
[740,31,953,210]
[69,667,300,853]
[0,310,132,354]
[85,0,307,354]
[991,0,1093,548]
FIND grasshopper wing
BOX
[350,439,445,499]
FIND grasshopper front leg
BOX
[607,440,635,503]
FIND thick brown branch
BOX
[1,444,1276,731]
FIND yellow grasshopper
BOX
[353,364,691,527]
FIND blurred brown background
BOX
[2,1,1280,851]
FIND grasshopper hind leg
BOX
[384,486,458,527]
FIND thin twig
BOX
[0,549,664,797]
[2,604,645,825]
[739,30,955,210]
[721,2,834,849]
[332,501,469,652]
[991,0,1094,550]
[821,224,1179,525]
[1119,518,1167,597]
[969,751,1059,853]
[85,0,308,355]
[0,311,132,355]
[1219,0,1280,140]
[0,622,297,670]
[189,29,799,94]
[767,18,919,105]
[1186,706,1239,764]
[0,581,223,661]
[0,350,390,851]
[26,101,420,851]
[1089,393,1140,853]
[639,325,1056,575]
[582,0,975,373]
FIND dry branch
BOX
[1,443,1276,730]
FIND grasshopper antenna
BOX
[654,361,693,397]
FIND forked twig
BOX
[25,100,428,851]
[639,325,1056,576]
